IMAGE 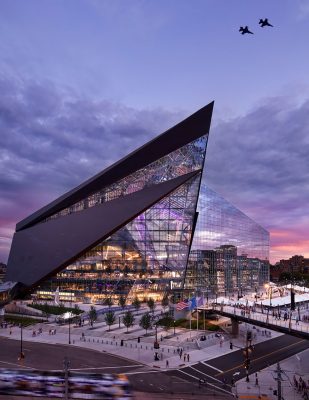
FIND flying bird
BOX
[259,18,273,27]
[239,26,254,35]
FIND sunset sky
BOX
[1,0,309,264]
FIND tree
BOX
[104,265,112,276]
[147,297,155,313]
[105,297,113,308]
[59,302,66,315]
[104,310,116,331]
[119,295,126,310]
[132,296,141,312]
[122,311,135,333]
[123,265,130,276]
[161,295,169,312]
[160,314,173,333]
[74,303,81,315]
[89,306,97,326]
[139,312,152,335]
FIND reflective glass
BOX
[186,185,269,295]
[36,136,208,302]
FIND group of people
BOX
[32,328,43,337]
[176,347,190,362]
[293,375,309,399]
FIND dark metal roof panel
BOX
[16,102,214,231]
[7,171,200,287]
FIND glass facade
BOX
[33,139,270,304]
[185,185,269,296]
[36,136,208,303]
[44,136,207,223]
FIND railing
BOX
[211,303,309,337]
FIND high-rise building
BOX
[5,102,269,303]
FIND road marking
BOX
[188,365,222,383]
[215,339,306,376]
[0,360,32,369]
[201,361,223,373]
[69,364,142,371]
[125,370,162,376]
[178,370,234,396]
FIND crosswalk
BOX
[167,361,233,396]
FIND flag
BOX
[188,296,196,310]
[54,287,60,306]
[176,299,189,311]
[197,296,204,307]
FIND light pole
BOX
[19,323,24,362]
[173,320,176,335]
[154,323,160,360]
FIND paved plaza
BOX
[1,303,309,399]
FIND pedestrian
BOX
[166,359,169,368]
[183,353,186,362]
[187,353,190,362]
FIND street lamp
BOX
[19,323,24,361]
[68,313,71,345]
[173,320,176,335]
[153,323,160,360]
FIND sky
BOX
[0,0,309,264]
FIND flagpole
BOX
[196,299,198,333]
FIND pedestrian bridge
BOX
[206,304,309,340]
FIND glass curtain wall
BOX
[186,185,270,296]
[36,136,208,303]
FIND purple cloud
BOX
[0,75,183,262]
[1,75,309,264]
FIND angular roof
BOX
[17,102,214,231]
[6,171,200,287]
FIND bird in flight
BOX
[239,26,254,35]
[259,18,273,28]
